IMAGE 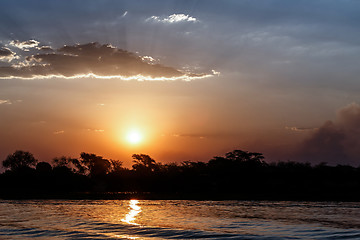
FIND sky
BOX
[1,0,360,167]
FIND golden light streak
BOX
[113,235,139,239]
[121,200,141,225]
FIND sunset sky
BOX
[1,0,360,167]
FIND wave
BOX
[2,219,360,240]
[0,221,246,239]
[2,200,360,239]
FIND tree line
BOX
[1,149,360,200]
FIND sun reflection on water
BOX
[122,200,141,225]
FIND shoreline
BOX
[1,191,360,202]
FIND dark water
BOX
[1,200,360,239]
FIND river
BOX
[1,200,360,239]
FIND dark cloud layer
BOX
[0,47,14,57]
[0,47,16,62]
[0,42,206,80]
[297,103,360,166]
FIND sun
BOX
[126,130,143,144]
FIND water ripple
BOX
[1,200,360,239]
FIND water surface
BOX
[1,200,360,239]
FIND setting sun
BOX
[126,130,143,144]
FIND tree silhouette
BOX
[80,152,112,177]
[225,150,265,164]
[2,150,38,171]
[53,156,87,174]
[132,154,160,172]
[36,162,52,173]
[208,150,266,170]
[109,159,123,173]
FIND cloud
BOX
[87,128,105,133]
[0,47,17,62]
[146,14,198,23]
[10,40,40,50]
[296,103,360,165]
[0,99,22,105]
[0,48,14,57]
[285,126,317,132]
[0,99,11,105]
[141,55,157,64]
[211,70,221,76]
[53,130,64,135]
[36,46,53,51]
[0,42,213,80]
[164,132,233,139]
[170,133,206,139]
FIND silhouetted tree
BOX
[53,156,87,174]
[80,152,112,177]
[36,162,52,173]
[52,156,69,167]
[208,150,266,170]
[225,150,265,164]
[109,159,124,173]
[132,154,160,173]
[181,161,207,173]
[2,150,38,171]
